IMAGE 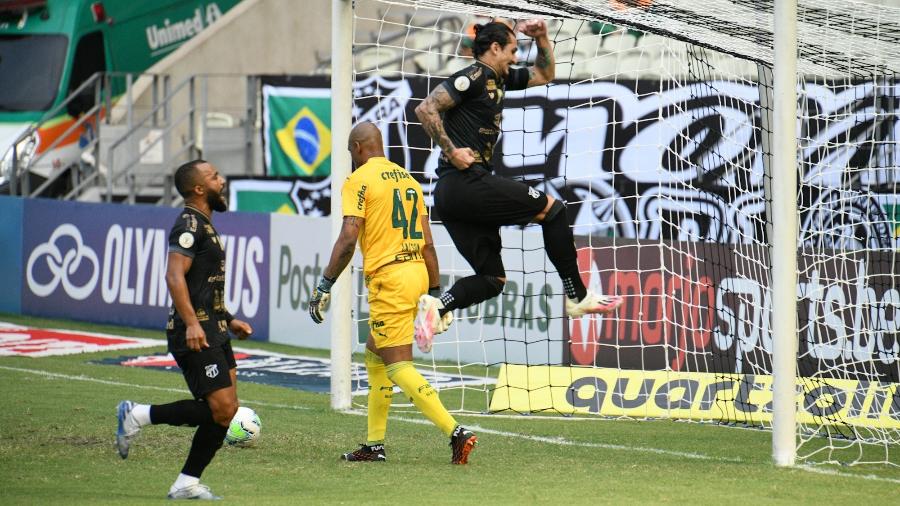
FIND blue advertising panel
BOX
[21,199,270,339]
[0,196,24,314]
[210,209,270,340]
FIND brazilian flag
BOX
[263,84,332,177]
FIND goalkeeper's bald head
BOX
[348,121,385,169]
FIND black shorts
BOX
[173,341,236,399]
[434,166,548,277]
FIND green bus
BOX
[0,0,242,192]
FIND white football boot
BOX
[167,483,222,500]
[565,290,624,317]
[414,295,454,353]
[115,400,141,459]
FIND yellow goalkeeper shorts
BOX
[365,261,428,349]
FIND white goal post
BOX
[330,0,900,468]
[770,0,799,467]
[330,0,354,411]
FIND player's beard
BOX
[208,188,227,212]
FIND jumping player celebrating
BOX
[413,20,623,347]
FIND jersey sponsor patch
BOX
[454,76,470,92]
[356,184,367,211]
[179,232,195,248]
[183,213,198,232]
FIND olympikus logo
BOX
[26,223,264,318]
[145,4,223,52]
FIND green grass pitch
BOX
[1,313,898,504]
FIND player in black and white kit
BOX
[114,160,253,500]
[413,20,623,344]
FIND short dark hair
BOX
[472,22,515,58]
[173,159,207,198]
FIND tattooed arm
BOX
[519,19,555,87]
[415,85,476,170]
[323,216,363,279]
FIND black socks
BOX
[150,400,215,427]
[439,275,504,316]
[181,422,228,478]
[541,207,587,301]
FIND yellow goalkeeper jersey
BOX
[341,157,427,275]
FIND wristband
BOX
[318,275,336,293]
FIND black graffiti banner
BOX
[266,74,900,245]
[564,236,900,382]
[353,76,898,244]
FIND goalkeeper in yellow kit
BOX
[308,121,477,465]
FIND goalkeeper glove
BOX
[428,286,442,298]
[309,275,335,324]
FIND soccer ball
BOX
[225,406,261,447]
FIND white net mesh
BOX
[346,0,900,466]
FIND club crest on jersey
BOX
[528,187,540,199]
[205,364,219,378]
[454,76,470,92]
[178,232,194,248]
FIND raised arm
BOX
[520,19,555,87]
[415,86,476,170]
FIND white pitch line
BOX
[796,464,900,485]
[0,365,310,411]
[5,365,900,485]
[347,409,900,484]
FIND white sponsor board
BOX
[428,225,565,365]
[268,214,335,349]
[267,214,563,364]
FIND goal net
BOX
[344,0,900,466]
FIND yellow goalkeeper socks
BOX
[385,360,457,437]
[365,349,392,445]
